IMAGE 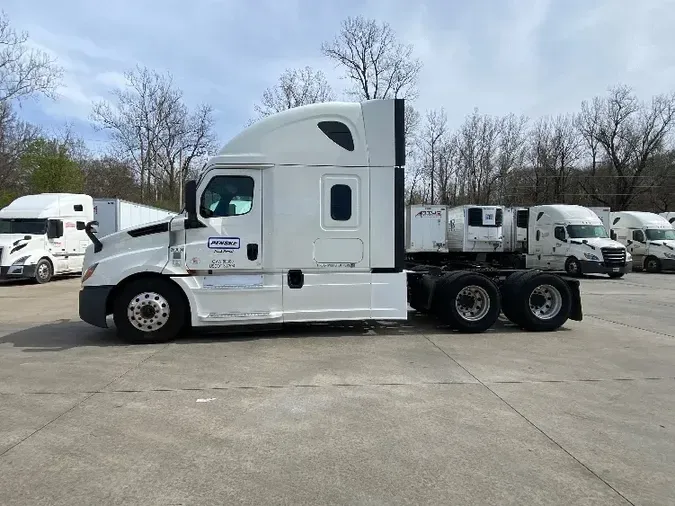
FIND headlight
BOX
[583,252,600,261]
[12,256,30,265]
[81,263,98,284]
[665,252,675,259]
[626,252,632,261]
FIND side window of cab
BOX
[200,175,254,218]
[554,226,566,241]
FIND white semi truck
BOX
[78,98,584,344]
[0,193,176,283]
[610,211,675,272]
[405,203,630,277]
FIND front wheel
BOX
[565,257,581,276]
[113,277,186,344]
[34,258,53,284]
[644,256,661,273]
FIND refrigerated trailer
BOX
[93,199,177,238]
[78,98,584,344]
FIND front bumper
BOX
[79,285,114,328]
[579,260,632,274]
[0,264,36,280]
[661,258,675,271]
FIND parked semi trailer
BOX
[659,212,675,227]
[78,98,584,344]
[405,203,630,278]
[0,193,175,283]
[93,199,177,238]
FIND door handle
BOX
[287,269,304,289]
[247,243,258,261]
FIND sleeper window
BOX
[330,184,352,221]
[200,176,254,218]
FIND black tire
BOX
[644,256,661,273]
[113,277,186,344]
[34,258,53,284]
[508,272,573,331]
[564,257,581,276]
[500,270,538,327]
[433,272,501,333]
[608,272,624,279]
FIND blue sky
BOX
[4,0,675,153]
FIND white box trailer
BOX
[93,199,177,238]
[660,212,675,227]
[588,207,611,232]
[405,204,504,254]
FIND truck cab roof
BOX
[0,193,93,219]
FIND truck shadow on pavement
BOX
[0,312,534,352]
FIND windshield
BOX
[567,224,608,239]
[0,218,48,235]
[645,228,675,241]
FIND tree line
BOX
[1,10,674,212]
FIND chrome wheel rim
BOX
[455,285,490,321]
[37,263,50,280]
[127,292,170,331]
[528,284,563,320]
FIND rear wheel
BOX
[433,272,501,333]
[505,272,573,331]
[113,277,186,344]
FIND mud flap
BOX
[565,279,583,321]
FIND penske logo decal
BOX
[207,237,241,250]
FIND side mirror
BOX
[76,222,86,231]
[47,220,63,239]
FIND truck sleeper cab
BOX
[78,98,583,344]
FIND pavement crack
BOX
[423,334,637,506]
[587,315,675,338]
[0,343,171,459]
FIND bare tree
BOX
[578,85,675,210]
[252,66,334,120]
[91,65,216,206]
[0,11,62,103]
[321,16,422,101]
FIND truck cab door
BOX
[183,168,282,324]
[629,229,647,258]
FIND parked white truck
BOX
[78,98,584,343]
[610,211,675,272]
[404,203,630,277]
[0,193,175,283]
[524,204,631,278]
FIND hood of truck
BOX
[569,237,625,250]
[84,216,175,263]
[649,239,675,250]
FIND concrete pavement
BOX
[0,274,673,505]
